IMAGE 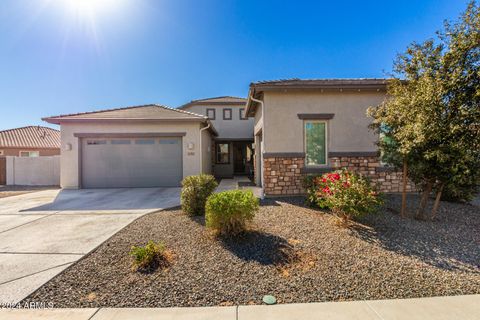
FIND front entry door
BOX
[233,143,246,174]
[233,141,254,176]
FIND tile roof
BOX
[178,96,247,109]
[250,78,389,89]
[0,126,60,149]
[43,104,208,124]
[190,96,246,103]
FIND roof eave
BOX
[178,101,247,110]
[252,83,388,92]
[245,87,261,117]
[205,120,219,136]
[42,117,208,125]
[0,145,60,149]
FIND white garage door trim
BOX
[78,132,185,188]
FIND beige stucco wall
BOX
[263,91,385,153]
[59,121,205,189]
[201,128,212,174]
[253,102,263,135]
[182,105,254,139]
[0,147,60,157]
[6,156,60,186]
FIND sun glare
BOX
[65,0,117,15]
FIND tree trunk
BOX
[430,183,445,220]
[400,159,408,218]
[415,181,433,220]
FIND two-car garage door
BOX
[81,137,183,188]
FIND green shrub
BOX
[205,190,259,236]
[181,174,218,216]
[440,176,479,203]
[129,240,166,271]
[311,170,383,221]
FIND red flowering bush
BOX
[304,170,383,221]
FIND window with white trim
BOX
[19,151,40,157]
[239,108,247,120]
[206,108,216,120]
[223,108,232,120]
[304,121,327,166]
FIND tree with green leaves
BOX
[368,1,480,220]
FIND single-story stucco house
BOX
[43,79,410,196]
[0,126,60,157]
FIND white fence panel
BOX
[6,156,60,186]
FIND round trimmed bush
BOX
[313,170,383,221]
[205,189,259,236]
[181,174,218,216]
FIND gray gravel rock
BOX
[24,194,480,307]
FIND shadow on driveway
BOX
[21,187,181,212]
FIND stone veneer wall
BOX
[263,155,414,196]
[329,156,415,193]
[263,157,305,195]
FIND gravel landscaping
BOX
[25,194,479,307]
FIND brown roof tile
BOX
[178,96,246,109]
[0,126,60,149]
[251,78,389,89]
[43,104,208,124]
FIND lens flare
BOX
[64,0,117,16]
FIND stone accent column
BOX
[263,157,305,196]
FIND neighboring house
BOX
[43,105,217,189]
[245,79,411,196]
[0,126,60,157]
[179,96,254,178]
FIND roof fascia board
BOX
[43,118,206,124]
[254,84,387,91]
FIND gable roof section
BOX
[178,96,246,109]
[43,104,208,124]
[0,126,60,149]
[245,78,389,116]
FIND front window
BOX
[239,108,247,120]
[304,121,327,166]
[19,151,39,157]
[206,108,216,120]
[379,124,394,165]
[223,108,232,120]
[216,143,230,164]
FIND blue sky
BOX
[0,0,469,130]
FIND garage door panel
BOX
[82,137,183,188]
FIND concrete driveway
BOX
[0,187,180,304]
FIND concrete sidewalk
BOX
[1,295,478,319]
[216,176,262,197]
